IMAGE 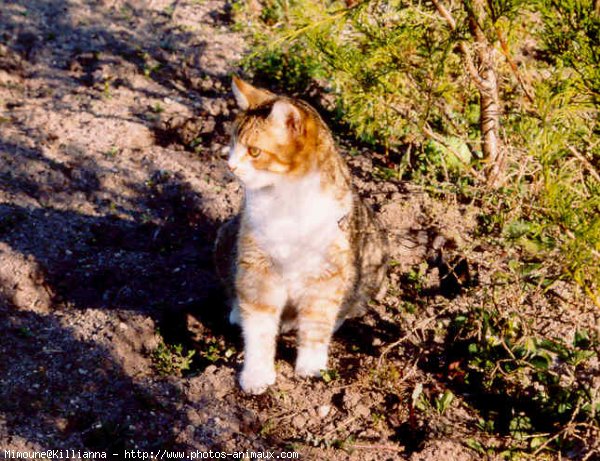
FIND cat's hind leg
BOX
[295,272,348,378]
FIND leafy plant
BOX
[151,340,195,377]
[198,337,235,364]
[237,0,599,303]
[448,306,599,454]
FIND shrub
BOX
[237,0,599,303]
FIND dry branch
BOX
[431,0,505,187]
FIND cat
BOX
[214,77,388,394]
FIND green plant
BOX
[434,389,455,415]
[448,306,600,455]
[150,102,164,114]
[163,5,175,18]
[198,337,235,364]
[151,341,195,377]
[238,0,599,304]
[320,368,339,383]
[102,80,112,99]
[105,146,119,158]
[241,43,324,94]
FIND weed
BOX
[198,337,235,364]
[434,390,454,415]
[447,306,599,454]
[151,340,195,377]
[150,102,164,114]
[100,80,112,99]
[259,418,276,437]
[372,165,401,182]
[163,5,175,19]
[138,51,161,78]
[119,6,133,22]
[105,146,119,158]
[189,137,203,153]
[371,363,401,390]
[320,368,339,384]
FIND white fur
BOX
[295,343,329,377]
[239,311,280,394]
[245,172,351,299]
[269,101,300,138]
[230,145,352,393]
[232,79,249,110]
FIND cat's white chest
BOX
[245,173,350,280]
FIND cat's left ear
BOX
[269,100,302,134]
[232,76,273,110]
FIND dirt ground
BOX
[1,1,598,460]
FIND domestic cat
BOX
[214,77,388,394]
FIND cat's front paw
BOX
[239,367,276,395]
[295,349,328,378]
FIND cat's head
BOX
[228,77,317,190]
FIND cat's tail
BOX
[213,214,240,299]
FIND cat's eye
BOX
[248,146,262,158]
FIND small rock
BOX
[359,428,381,439]
[292,413,308,429]
[204,365,217,375]
[354,403,370,418]
[317,405,331,418]
[342,389,361,410]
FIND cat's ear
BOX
[269,100,302,134]
[232,76,272,110]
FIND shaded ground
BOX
[1,1,598,460]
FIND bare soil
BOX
[1,1,598,460]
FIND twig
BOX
[495,27,535,104]
[430,0,456,29]
[350,443,405,452]
[322,416,358,438]
[567,144,600,183]
[378,305,452,367]
[430,0,486,91]
[532,402,582,457]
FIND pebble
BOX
[355,403,370,418]
[292,413,308,429]
[317,405,331,418]
[342,389,361,410]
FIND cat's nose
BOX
[227,160,238,173]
